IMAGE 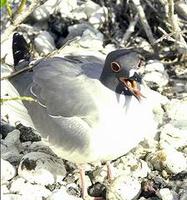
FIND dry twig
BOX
[0,96,37,104]
[1,0,39,43]
[167,0,187,53]
[0,61,37,81]
[122,13,139,45]
[156,27,187,44]
[131,0,155,46]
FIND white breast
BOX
[88,81,157,162]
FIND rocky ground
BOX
[1,0,187,200]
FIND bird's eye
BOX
[111,62,121,72]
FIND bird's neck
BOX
[99,71,118,92]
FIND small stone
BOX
[1,184,10,194]
[1,159,17,183]
[88,7,108,29]
[143,60,169,89]
[81,0,101,18]
[106,175,141,200]
[147,147,187,174]
[171,171,187,182]
[165,99,187,130]
[174,80,187,93]
[66,183,81,197]
[88,182,106,198]
[47,186,83,200]
[134,37,154,53]
[67,23,103,42]
[34,31,56,55]
[16,123,41,143]
[10,176,51,199]
[157,188,174,200]
[56,0,77,17]
[143,72,169,89]
[71,11,87,20]
[179,189,187,200]
[1,129,22,164]
[21,141,32,149]
[32,0,58,21]
[113,153,151,179]
[79,29,103,49]
[159,124,187,150]
[28,141,57,156]
[18,152,66,185]
[4,129,20,144]
[175,1,187,20]
[145,60,165,73]
[92,165,107,184]
[1,193,23,200]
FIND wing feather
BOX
[31,57,99,118]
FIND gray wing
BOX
[21,57,102,155]
[30,57,99,119]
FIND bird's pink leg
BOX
[106,161,113,183]
[78,165,105,200]
[79,165,87,199]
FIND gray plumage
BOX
[8,50,157,164]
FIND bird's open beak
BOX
[119,77,144,100]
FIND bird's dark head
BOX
[100,49,144,100]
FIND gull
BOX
[5,33,157,199]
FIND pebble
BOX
[28,141,57,156]
[88,7,108,29]
[34,31,56,55]
[1,159,17,183]
[172,79,187,94]
[145,60,166,73]
[164,99,187,130]
[106,175,141,200]
[175,1,187,20]
[9,176,51,200]
[3,129,20,144]
[79,29,103,49]
[113,153,151,179]
[179,189,187,200]
[157,188,174,200]
[18,152,66,185]
[47,186,83,200]
[1,184,10,194]
[82,0,101,18]
[159,124,187,150]
[67,23,103,42]
[16,123,41,143]
[143,60,169,89]
[57,0,77,17]
[1,193,23,200]
[1,130,22,164]
[134,37,154,53]
[147,147,187,174]
[32,0,58,21]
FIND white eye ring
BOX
[111,62,121,72]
